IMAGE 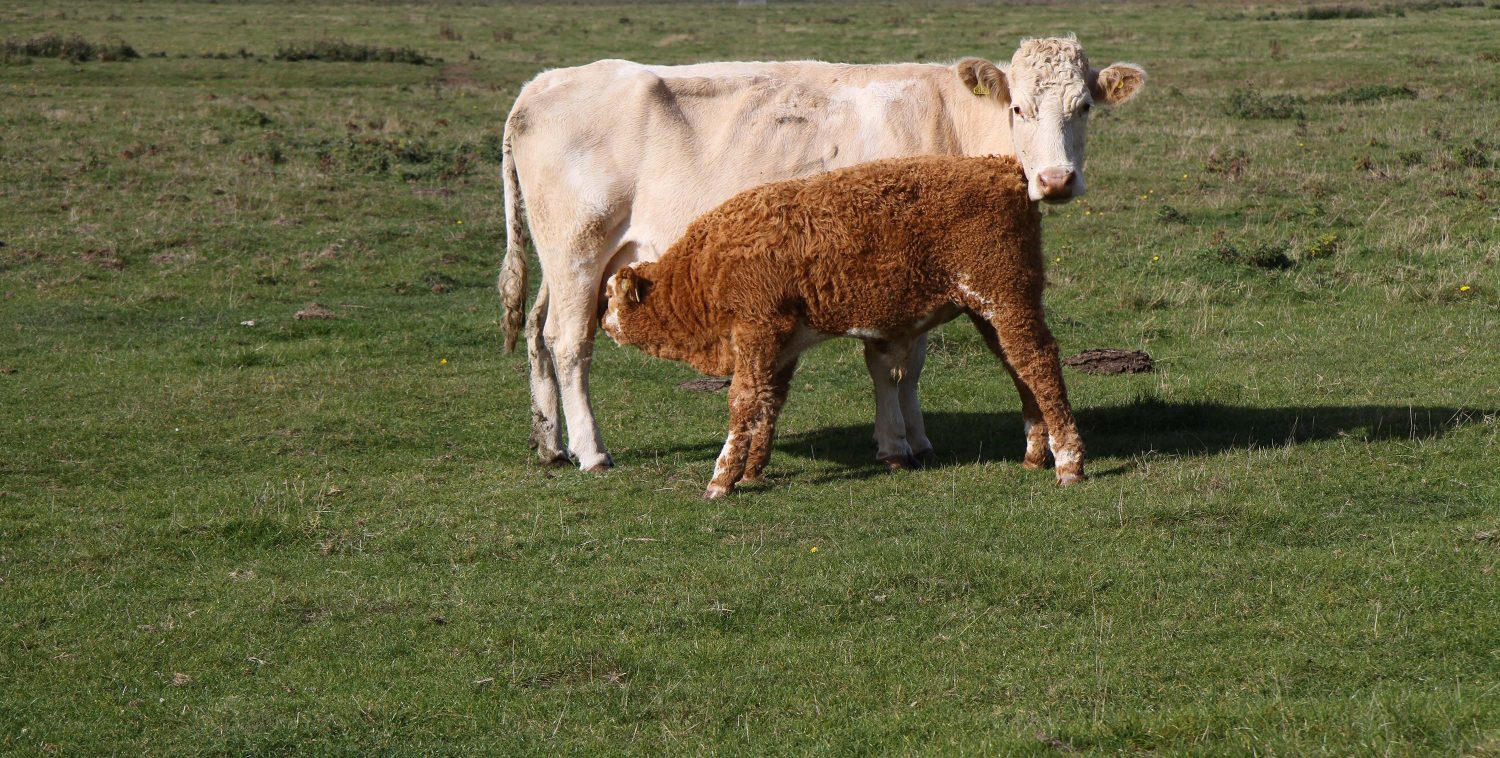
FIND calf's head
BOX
[601,264,655,345]
[958,37,1146,203]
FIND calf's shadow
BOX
[645,399,1492,484]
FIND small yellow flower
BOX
[1054,257,1062,263]
[440,358,448,365]
[1299,143,1305,147]
[1084,210,1092,216]
[1148,189,1155,195]
[455,219,463,225]
[809,546,818,553]
[1182,173,1189,179]
[1459,285,1471,292]
[1152,255,1160,262]
[1139,194,1148,200]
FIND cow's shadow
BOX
[643,399,1493,485]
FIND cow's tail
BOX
[499,107,529,353]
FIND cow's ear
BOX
[956,57,1009,103]
[1089,63,1146,105]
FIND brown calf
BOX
[602,155,1084,498]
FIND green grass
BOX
[3,0,1499,753]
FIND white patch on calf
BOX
[956,280,998,320]
[1024,419,1042,456]
[1052,447,1080,468]
[711,431,739,481]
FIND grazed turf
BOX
[2,0,1498,753]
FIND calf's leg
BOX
[977,312,1084,484]
[969,315,1050,469]
[741,360,798,483]
[705,327,783,499]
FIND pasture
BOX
[2,0,1498,752]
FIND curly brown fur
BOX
[603,154,1084,497]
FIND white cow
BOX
[502,37,1144,472]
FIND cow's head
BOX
[958,37,1145,203]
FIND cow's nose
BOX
[1037,168,1076,200]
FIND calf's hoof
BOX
[1021,459,1047,471]
[912,449,937,468]
[703,484,733,500]
[1056,472,1086,487]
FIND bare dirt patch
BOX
[678,377,731,392]
[294,303,336,320]
[80,248,125,270]
[1063,349,1154,375]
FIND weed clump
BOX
[0,33,138,62]
[274,39,435,65]
[1224,89,1305,120]
[313,136,479,180]
[1303,234,1340,260]
[1264,5,1377,19]
[1325,84,1417,104]
[1204,147,1250,178]
[228,105,274,128]
[1206,240,1296,270]
[1155,205,1190,224]
[1258,1,1485,19]
[200,48,258,61]
[1444,139,1493,168]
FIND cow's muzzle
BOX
[1036,168,1077,203]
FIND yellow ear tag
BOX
[972,81,990,96]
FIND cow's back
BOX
[506,58,1010,267]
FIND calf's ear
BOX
[1089,63,1146,105]
[956,57,1010,103]
[615,268,650,304]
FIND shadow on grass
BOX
[646,399,1493,485]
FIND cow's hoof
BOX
[913,449,937,468]
[581,453,614,473]
[1057,472,1086,487]
[703,484,732,500]
[539,451,572,468]
[880,454,919,472]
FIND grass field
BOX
[3,0,1499,752]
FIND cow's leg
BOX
[543,276,613,472]
[526,283,569,466]
[741,360,798,483]
[969,315,1049,469]
[978,312,1084,485]
[863,339,919,470]
[896,333,935,465]
[706,328,781,499]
